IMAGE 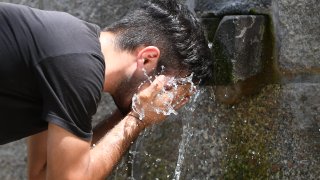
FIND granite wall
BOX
[0,0,319,179]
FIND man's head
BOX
[101,0,213,113]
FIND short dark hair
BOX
[104,0,213,84]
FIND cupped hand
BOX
[129,75,194,127]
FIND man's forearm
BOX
[88,115,145,178]
[92,109,124,145]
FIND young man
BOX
[0,0,212,179]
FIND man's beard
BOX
[111,76,145,115]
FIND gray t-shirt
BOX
[0,3,105,144]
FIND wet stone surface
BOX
[212,15,266,84]
[113,84,320,179]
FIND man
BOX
[0,0,212,179]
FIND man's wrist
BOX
[127,111,139,120]
[126,112,146,130]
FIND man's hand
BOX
[130,75,194,127]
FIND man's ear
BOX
[136,46,160,73]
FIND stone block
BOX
[212,15,266,84]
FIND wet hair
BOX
[104,0,213,84]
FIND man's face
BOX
[100,32,143,113]
[100,32,192,115]
[112,69,193,115]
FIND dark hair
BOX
[104,0,213,84]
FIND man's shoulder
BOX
[1,2,102,60]
[31,10,102,59]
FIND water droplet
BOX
[252,151,256,155]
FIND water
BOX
[173,122,193,180]
[129,67,203,179]
[173,88,205,180]
[127,66,215,180]
[131,67,199,120]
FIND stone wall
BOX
[0,0,319,179]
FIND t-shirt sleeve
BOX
[35,53,105,140]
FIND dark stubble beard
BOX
[111,75,147,115]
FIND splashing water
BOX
[173,88,205,180]
[173,123,193,180]
[131,67,199,120]
[142,68,153,84]
[132,94,145,120]
[129,67,206,179]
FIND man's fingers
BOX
[169,84,194,105]
[138,75,166,99]
[135,75,196,117]
[149,75,166,95]
[174,96,190,110]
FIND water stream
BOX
[128,67,203,179]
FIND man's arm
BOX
[27,131,47,180]
[47,115,144,179]
[45,76,158,179]
[27,109,123,180]
[45,75,190,179]
[91,109,124,145]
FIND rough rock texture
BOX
[275,83,320,178]
[41,0,143,28]
[277,0,320,73]
[0,140,27,180]
[1,0,40,8]
[118,84,319,179]
[1,0,143,27]
[194,0,272,16]
[212,15,265,84]
[0,0,319,179]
